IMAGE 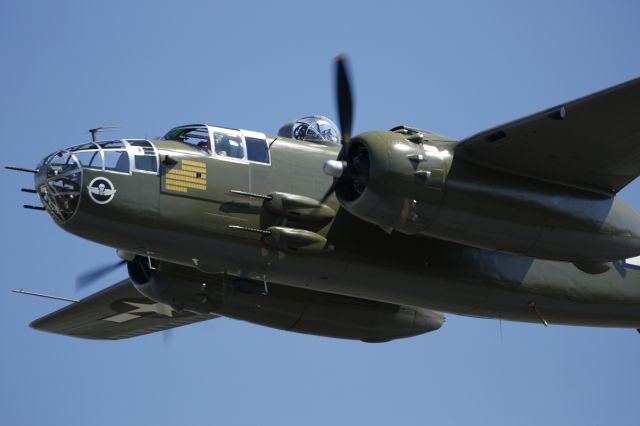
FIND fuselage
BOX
[36,127,640,328]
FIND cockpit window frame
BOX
[208,126,249,164]
[164,124,272,166]
[100,140,130,174]
[163,125,212,156]
[241,130,271,166]
[68,143,103,171]
[126,139,159,174]
[65,139,159,176]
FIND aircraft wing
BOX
[456,77,640,193]
[30,279,218,340]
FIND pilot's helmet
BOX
[278,115,340,145]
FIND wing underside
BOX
[30,279,218,340]
[456,77,640,193]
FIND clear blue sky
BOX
[2,1,640,425]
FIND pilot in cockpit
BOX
[213,133,229,156]
[213,133,244,158]
[197,141,211,154]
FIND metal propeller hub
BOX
[323,160,345,178]
[334,139,370,202]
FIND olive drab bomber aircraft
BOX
[8,56,640,342]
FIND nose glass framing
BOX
[37,149,83,223]
[36,139,158,223]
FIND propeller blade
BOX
[75,260,126,290]
[162,329,173,347]
[319,55,355,203]
[335,55,353,145]
[320,180,340,204]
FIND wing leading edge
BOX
[30,279,218,340]
[456,77,640,193]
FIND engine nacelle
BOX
[127,258,443,342]
[334,130,640,263]
[335,130,451,235]
[127,256,166,302]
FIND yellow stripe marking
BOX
[166,178,206,188]
[166,179,207,190]
[167,169,207,179]
[166,185,188,193]
[182,160,206,167]
[166,174,207,185]
[182,165,207,173]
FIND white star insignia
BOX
[103,301,174,323]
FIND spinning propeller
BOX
[320,55,354,203]
[321,55,370,203]
[335,54,354,145]
[75,259,126,291]
[74,257,173,344]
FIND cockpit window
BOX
[68,143,101,169]
[241,130,270,164]
[99,140,129,173]
[245,137,269,163]
[58,139,159,175]
[164,126,211,154]
[46,151,76,178]
[104,149,130,173]
[128,139,154,152]
[128,139,158,173]
[212,129,245,159]
[73,150,101,169]
[165,125,269,163]
[99,140,125,150]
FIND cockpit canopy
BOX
[278,115,340,145]
[38,139,158,176]
[163,124,270,163]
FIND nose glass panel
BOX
[36,139,159,223]
[37,150,83,223]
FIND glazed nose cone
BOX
[35,149,83,224]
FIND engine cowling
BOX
[127,256,165,301]
[335,130,451,235]
[332,129,640,264]
[127,258,443,343]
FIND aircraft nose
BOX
[35,149,83,224]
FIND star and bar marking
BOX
[103,300,174,323]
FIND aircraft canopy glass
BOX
[36,140,159,223]
[62,139,159,174]
[278,115,340,145]
[164,125,271,164]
